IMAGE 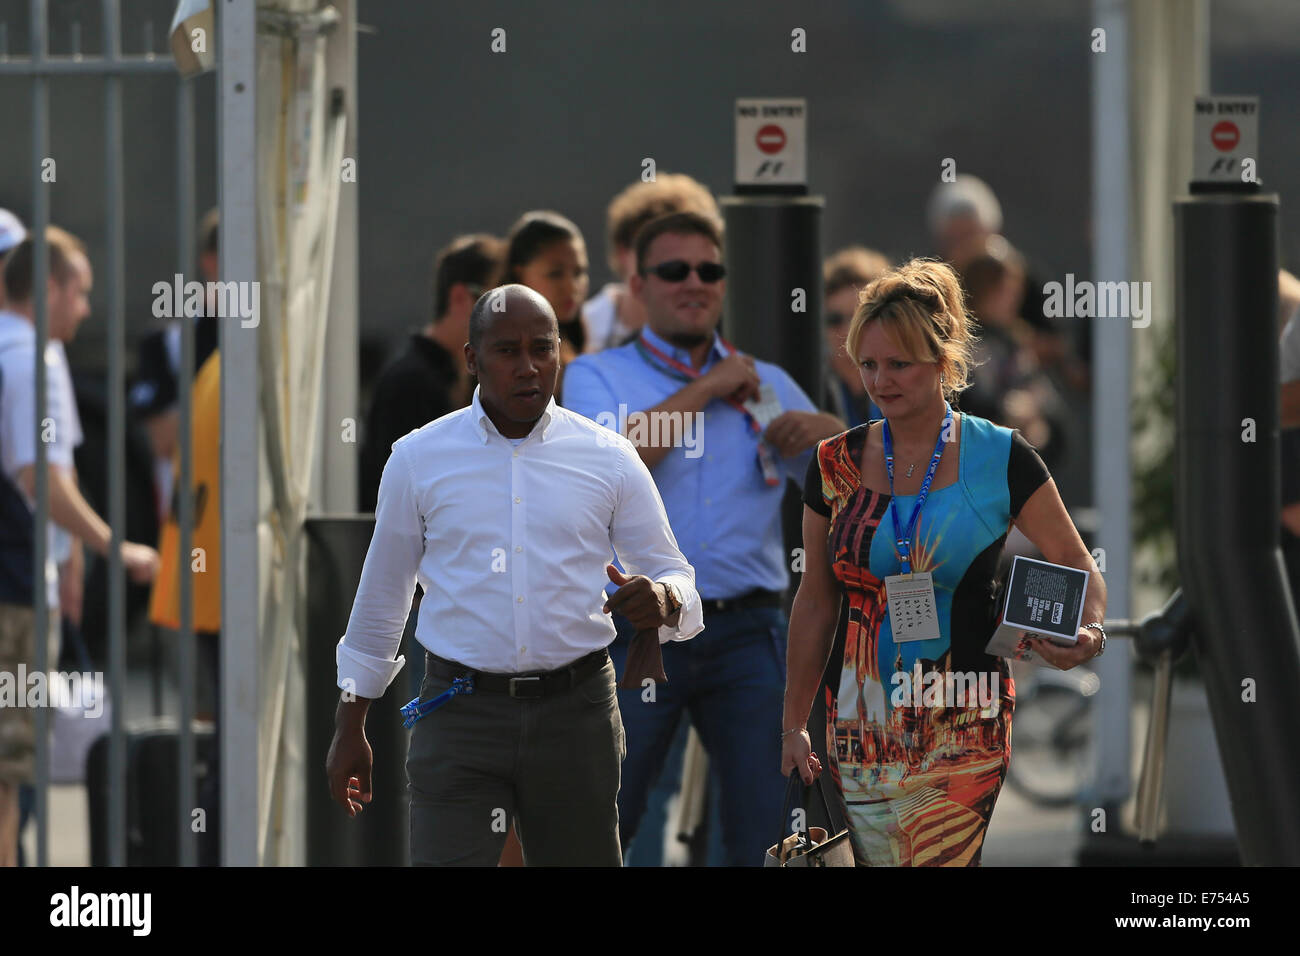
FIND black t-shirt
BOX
[358,334,464,512]
[129,315,220,418]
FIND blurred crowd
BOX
[8,164,1296,867]
[358,172,1089,504]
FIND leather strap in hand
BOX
[619,628,667,689]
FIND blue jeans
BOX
[609,605,788,867]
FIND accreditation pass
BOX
[884,571,941,642]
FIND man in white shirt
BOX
[327,284,702,866]
[0,227,158,866]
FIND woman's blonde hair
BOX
[844,257,978,402]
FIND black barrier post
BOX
[722,99,830,838]
[1174,185,1300,865]
[722,97,824,400]
[720,195,825,400]
[304,517,411,866]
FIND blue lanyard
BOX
[400,675,475,728]
[882,403,953,575]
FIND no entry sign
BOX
[1211,120,1239,151]
[735,98,806,187]
[756,124,786,154]
[1193,96,1259,185]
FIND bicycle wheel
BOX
[1007,681,1095,807]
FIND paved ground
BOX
[21,659,1201,867]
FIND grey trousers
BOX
[407,651,626,866]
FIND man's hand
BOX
[603,565,671,630]
[326,699,374,817]
[121,541,160,585]
[700,353,761,404]
[764,410,844,457]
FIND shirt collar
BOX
[470,384,558,445]
[0,309,36,345]
[639,324,728,372]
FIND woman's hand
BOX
[781,729,823,785]
[1028,627,1102,671]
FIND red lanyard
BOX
[634,333,780,486]
[634,334,763,436]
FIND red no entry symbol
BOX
[756,124,786,154]
[1211,120,1239,152]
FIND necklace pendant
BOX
[906,464,916,478]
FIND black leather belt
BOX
[424,648,609,700]
[699,589,783,616]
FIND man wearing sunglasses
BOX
[564,211,844,865]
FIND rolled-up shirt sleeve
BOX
[336,438,424,699]
[609,440,704,644]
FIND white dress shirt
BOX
[337,385,703,700]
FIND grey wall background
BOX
[1,0,1297,506]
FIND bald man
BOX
[328,285,702,866]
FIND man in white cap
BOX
[0,209,27,310]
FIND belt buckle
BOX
[508,675,543,699]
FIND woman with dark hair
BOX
[503,211,590,382]
[781,258,1107,866]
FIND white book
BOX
[984,555,1089,664]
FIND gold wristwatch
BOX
[661,582,682,618]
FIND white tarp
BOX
[253,0,346,865]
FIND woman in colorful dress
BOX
[781,258,1107,866]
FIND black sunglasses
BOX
[642,260,727,284]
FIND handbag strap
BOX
[775,771,808,861]
[776,767,847,860]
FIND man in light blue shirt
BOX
[563,211,844,865]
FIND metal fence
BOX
[0,0,204,866]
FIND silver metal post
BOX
[1087,0,1134,811]
[1136,650,1174,842]
[218,0,260,867]
[29,0,50,871]
[102,0,127,869]
[177,75,197,867]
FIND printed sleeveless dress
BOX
[803,413,1050,866]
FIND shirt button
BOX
[520,645,527,653]
[704,498,711,506]
[515,546,522,553]
[701,542,709,550]
[517,596,524,603]
[513,451,519,457]
[706,455,713,462]
[514,496,521,504]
